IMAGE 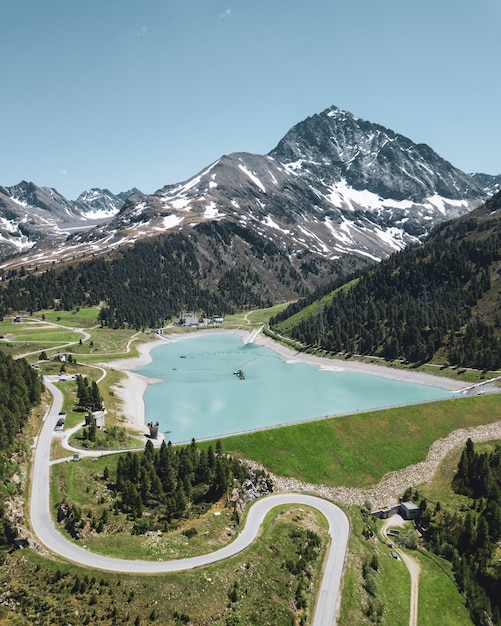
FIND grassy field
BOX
[415,550,472,626]
[0,308,144,361]
[212,393,501,488]
[4,326,81,344]
[337,506,411,625]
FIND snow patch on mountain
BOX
[374,226,408,251]
[0,216,18,234]
[238,164,266,193]
[0,232,34,252]
[263,215,290,234]
[325,180,382,211]
[162,215,184,229]
[283,159,305,174]
[171,198,191,210]
[204,203,225,219]
[423,194,470,215]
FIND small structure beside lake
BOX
[148,421,159,439]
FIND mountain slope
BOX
[0,182,136,256]
[270,106,482,202]
[0,227,332,327]
[471,172,501,195]
[1,106,494,275]
[104,106,486,264]
[271,190,501,370]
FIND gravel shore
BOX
[104,338,166,431]
[253,333,467,391]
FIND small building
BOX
[182,316,200,327]
[400,501,421,520]
[148,421,159,439]
[85,410,105,429]
[372,504,401,519]
[372,501,421,521]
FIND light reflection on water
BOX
[136,333,453,443]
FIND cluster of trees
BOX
[75,375,103,413]
[111,439,248,527]
[284,528,322,613]
[0,222,316,328]
[0,352,42,455]
[421,439,501,625]
[272,194,501,370]
[0,352,43,547]
[0,234,228,328]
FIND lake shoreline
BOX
[104,328,473,434]
[253,332,467,391]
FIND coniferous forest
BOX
[0,352,42,547]
[0,221,339,329]
[1,234,238,329]
[58,439,253,537]
[114,439,247,525]
[271,191,501,370]
[418,439,501,625]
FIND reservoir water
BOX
[137,333,454,443]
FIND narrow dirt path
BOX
[380,517,420,626]
[399,550,421,626]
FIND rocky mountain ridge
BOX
[1,106,498,274]
[0,182,138,256]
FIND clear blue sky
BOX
[2,0,500,200]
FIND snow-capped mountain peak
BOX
[0,106,499,277]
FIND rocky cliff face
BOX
[271,107,484,202]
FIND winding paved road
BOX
[31,378,349,624]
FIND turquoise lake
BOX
[137,333,454,443]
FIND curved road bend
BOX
[32,379,349,625]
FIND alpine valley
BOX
[1,106,500,318]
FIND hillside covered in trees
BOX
[57,438,257,538]
[0,352,43,548]
[271,191,501,371]
[0,222,342,329]
[419,439,501,625]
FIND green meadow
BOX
[213,394,501,488]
